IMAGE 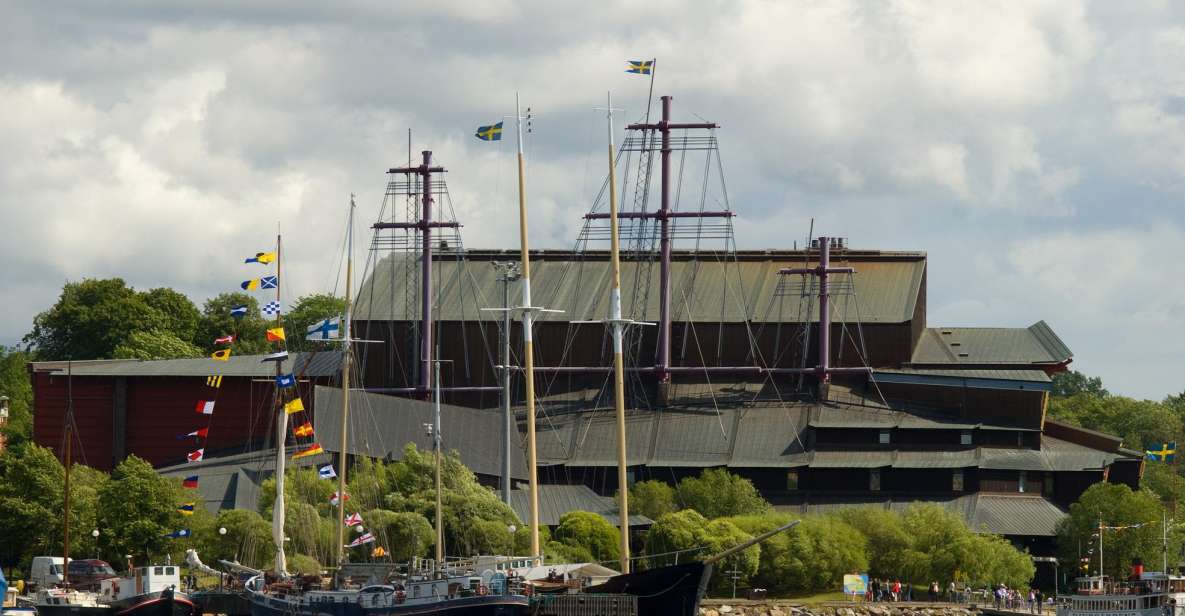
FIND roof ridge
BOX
[1027,320,1074,362]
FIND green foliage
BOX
[1052,371,1109,398]
[834,507,912,579]
[731,513,867,595]
[113,330,203,360]
[1141,463,1185,512]
[675,468,770,519]
[643,509,760,591]
[287,553,322,575]
[1057,482,1179,580]
[0,442,67,567]
[195,509,275,570]
[626,480,677,521]
[553,511,620,563]
[25,278,169,360]
[96,455,184,562]
[284,294,347,353]
[364,510,434,561]
[197,293,270,355]
[140,288,202,345]
[1049,393,1182,453]
[0,347,34,445]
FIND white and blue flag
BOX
[319,464,337,480]
[306,316,342,340]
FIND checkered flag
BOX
[263,300,282,316]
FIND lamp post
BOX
[92,529,100,559]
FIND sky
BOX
[1,0,1183,400]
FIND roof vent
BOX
[950,342,962,347]
[957,352,970,358]
[940,330,953,335]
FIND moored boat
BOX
[99,566,194,616]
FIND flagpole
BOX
[336,196,355,570]
[273,229,288,576]
[434,360,444,573]
[644,58,657,124]
[516,91,542,564]
[606,90,631,575]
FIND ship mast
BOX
[604,92,632,574]
[433,360,444,572]
[62,361,73,585]
[272,231,288,576]
[335,197,356,568]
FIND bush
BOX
[676,468,770,519]
[553,511,621,563]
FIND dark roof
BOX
[776,493,1066,536]
[30,352,341,378]
[157,446,332,513]
[910,321,1073,367]
[509,485,652,527]
[355,249,927,324]
[315,386,528,480]
[875,368,1052,392]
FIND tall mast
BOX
[605,92,631,574]
[272,231,287,575]
[516,92,542,563]
[1098,517,1104,576]
[63,361,73,585]
[335,197,355,568]
[433,361,444,571]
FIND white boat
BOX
[1057,571,1185,616]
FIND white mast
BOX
[272,231,287,576]
[433,360,444,572]
[335,196,355,568]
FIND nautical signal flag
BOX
[241,275,278,291]
[196,400,216,415]
[1146,442,1177,463]
[344,512,363,527]
[230,305,248,319]
[293,443,324,459]
[177,427,209,440]
[211,349,232,361]
[164,529,191,539]
[346,532,375,547]
[261,351,289,363]
[182,475,199,489]
[245,252,276,265]
[330,491,350,506]
[276,373,296,388]
[306,317,341,340]
[178,503,196,515]
[475,121,503,141]
[206,375,222,388]
[263,300,282,316]
[284,398,305,414]
[214,334,235,345]
[318,464,337,479]
[293,422,314,437]
[626,59,654,74]
[266,327,286,342]
[187,448,205,463]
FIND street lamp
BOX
[218,527,227,536]
[92,529,100,559]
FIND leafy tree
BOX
[1052,371,1109,398]
[284,294,348,353]
[1056,482,1178,580]
[25,278,168,360]
[834,506,912,579]
[197,293,270,355]
[140,288,202,345]
[0,346,34,445]
[96,455,184,562]
[195,509,275,569]
[364,510,434,562]
[287,553,322,575]
[553,511,620,564]
[112,330,203,360]
[643,509,759,592]
[626,480,677,521]
[70,464,110,560]
[675,468,770,519]
[1049,394,1182,452]
[731,513,866,595]
[1141,462,1185,512]
[0,442,66,568]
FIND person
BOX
[994,584,1004,609]
[1029,588,1037,613]
[930,581,940,602]
[893,579,901,602]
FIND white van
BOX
[29,557,69,591]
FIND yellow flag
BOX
[284,398,305,414]
[211,349,232,361]
[293,443,324,459]
[267,327,286,342]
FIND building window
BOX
[960,431,972,445]
[878,430,891,444]
[1018,470,1027,493]
[786,470,799,491]
[870,468,881,491]
[1017,432,1025,447]
[1044,473,1054,498]
[952,470,964,492]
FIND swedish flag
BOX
[1146,442,1177,463]
[475,121,503,141]
[627,60,653,75]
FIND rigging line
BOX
[676,288,728,440]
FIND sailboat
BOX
[243,201,531,616]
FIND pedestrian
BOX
[930,581,939,602]
[994,584,1003,609]
[1029,588,1037,614]
[893,579,901,602]
[905,582,912,602]
[871,578,880,602]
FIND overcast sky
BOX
[1,1,1182,399]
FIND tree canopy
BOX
[0,347,33,445]
[1056,482,1181,580]
[674,468,770,519]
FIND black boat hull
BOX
[247,590,529,616]
[33,606,113,616]
[582,562,712,616]
[108,590,195,616]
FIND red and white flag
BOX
[187,448,205,463]
[214,334,236,345]
[195,401,215,415]
[346,532,375,548]
[330,491,350,506]
[177,427,209,440]
[344,512,363,527]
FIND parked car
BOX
[29,557,68,591]
[65,560,117,591]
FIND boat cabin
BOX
[100,566,182,602]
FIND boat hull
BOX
[30,607,111,616]
[247,589,529,616]
[108,590,195,616]
[581,562,712,616]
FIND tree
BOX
[287,553,322,575]
[363,510,434,562]
[626,480,677,521]
[1049,394,1182,452]
[96,455,184,562]
[191,509,275,570]
[731,513,866,595]
[0,442,66,568]
[643,509,759,592]
[834,506,912,579]
[0,346,33,445]
[25,278,168,360]
[553,511,620,563]
[197,293,270,355]
[1052,371,1109,398]
[1056,482,1177,580]
[284,294,348,353]
[140,288,202,345]
[112,330,203,360]
[676,468,770,519]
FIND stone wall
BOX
[699,601,980,616]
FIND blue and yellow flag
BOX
[178,503,196,515]
[475,121,503,141]
[626,60,653,75]
[245,252,276,265]
[1146,442,1177,463]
